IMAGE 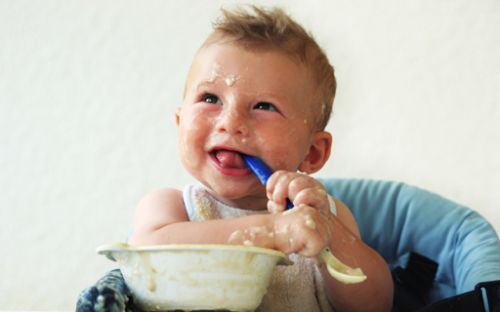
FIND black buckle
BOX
[416,280,500,312]
[476,280,500,312]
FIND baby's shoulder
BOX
[129,187,186,245]
[138,187,183,208]
[134,187,186,223]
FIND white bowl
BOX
[97,243,289,311]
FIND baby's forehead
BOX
[190,43,295,82]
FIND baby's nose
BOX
[215,109,249,136]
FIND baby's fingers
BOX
[267,200,287,214]
[293,187,330,214]
[267,171,327,211]
[266,170,296,207]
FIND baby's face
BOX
[177,43,319,207]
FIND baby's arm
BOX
[266,172,393,312]
[322,200,393,312]
[128,188,277,247]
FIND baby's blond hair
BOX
[204,5,336,130]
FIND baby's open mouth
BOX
[211,149,247,170]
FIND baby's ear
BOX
[298,131,332,174]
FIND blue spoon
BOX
[242,154,294,209]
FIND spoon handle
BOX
[242,155,293,209]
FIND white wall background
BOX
[1,0,498,309]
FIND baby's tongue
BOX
[215,150,246,169]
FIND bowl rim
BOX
[97,242,290,264]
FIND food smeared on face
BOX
[207,63,240,87]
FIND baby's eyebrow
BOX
[184,81,210,98]
[254,91,288,103]
[196,80,209,88]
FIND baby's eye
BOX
[202,93,222,105]
[254,102,278,112]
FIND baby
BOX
[128,5,393,312]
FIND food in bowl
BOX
[97,243,290,311]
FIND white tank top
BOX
[183,184,336,312]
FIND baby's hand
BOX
[228,171,335,256]
[272,204,334,257]
[266,171,334,256]
[266,171,330,214]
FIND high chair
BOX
[320,178,500,311]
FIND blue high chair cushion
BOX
[319,178,500,303]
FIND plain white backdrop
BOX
[0,0,498,309]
